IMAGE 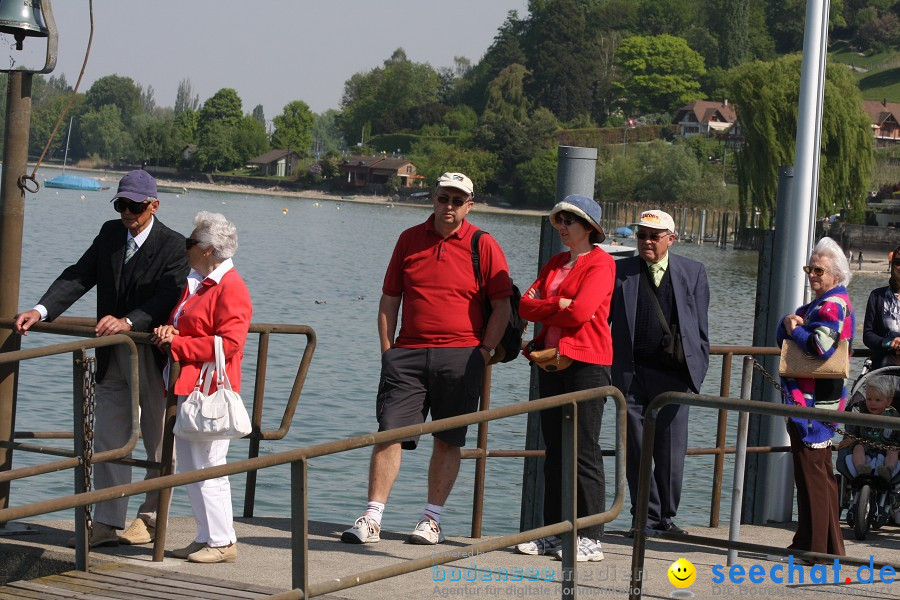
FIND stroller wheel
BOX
[853,484,872,540]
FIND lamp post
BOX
[0,0,57,515]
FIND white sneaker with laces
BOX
[553,536,604,562]
[515,535,562,555]
[341,515,381,544]
[408,518,445,544]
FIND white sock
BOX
[365,501,385,526]
[423,503,443,524]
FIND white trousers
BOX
[175,396,237,546]
[93,344,166,529]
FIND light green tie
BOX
[650,263,664,287]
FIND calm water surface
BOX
[10,169,887,535]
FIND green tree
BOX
[174,109,198,148]
[198,88,243,135]
[727,55,873,226]
[231,115,270,164]
[29,93,84,160]
[614,34,707,114]
[510,148,558,206]
[195,120,239,172]
[458,11,528,114]
[132,110,178,167]
[721,0,750,68]
[174,78,200,115]
[271,100,314,154]
[83,75,142,127]
[80,104,132,163]
[408,139,500,196]
[311,110,345,156]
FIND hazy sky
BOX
[39,1,529,120]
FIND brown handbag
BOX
[778,339,850,379]
[529,347,574,372]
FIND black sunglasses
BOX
[185,238,201,249]
[113,198,152,214]
[554,215,577,227]
[436,194,469,208]
[636,231,668,241]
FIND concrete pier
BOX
[1,517,898,599]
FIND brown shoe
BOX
[67,522,119,548]
[118,517,155,545]
[171,541,208,559]
[877,465,893,482]
[188,542,237,564]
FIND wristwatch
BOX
[479,344,495,358]
[124,317,133,329]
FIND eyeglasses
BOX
[436,194,470,208]
[185,238,201,249]
[802,265,830,276]
[554,215,576,227]
[113,198,151,214]
[636,231,669,241]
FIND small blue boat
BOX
[44,173,106,191]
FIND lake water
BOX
[8,168,890,536]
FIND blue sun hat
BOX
[549,194,605,243]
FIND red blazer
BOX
[168,268,252,395]
[519,247,615,365]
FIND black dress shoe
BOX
[653,522,688,536]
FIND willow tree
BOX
[727,55,873,228]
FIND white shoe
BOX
[341,515,381,544]
[515,536,562,555]
[408,518,445,544]
[554,537,604,562]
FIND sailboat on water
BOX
[44,118,107,191]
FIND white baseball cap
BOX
[436,172,474,196]
[631,209,675,233]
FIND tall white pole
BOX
[764,0,831,522]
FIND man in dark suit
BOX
[15,170,188,547]
[610,209,709,536]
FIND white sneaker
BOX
[341,515,381,544]
[515,536,562,555]
[554,536,604,562]
[408,518,445,544]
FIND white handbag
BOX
[174,336,252,441]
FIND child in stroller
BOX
[835,368,900,539]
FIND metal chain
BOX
[81,356,97,533]
[751,358,900,453]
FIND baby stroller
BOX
[835,366,900,540]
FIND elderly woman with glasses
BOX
[863,244,900,369]
[515,194,615,563]
[152,211,252,564]
[776,236,854,558]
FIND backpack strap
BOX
[471,230,486,290]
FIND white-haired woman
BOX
[152,211,252,564]
[776,236,853,557]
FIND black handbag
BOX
[640,270,685,369]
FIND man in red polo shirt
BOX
[342,172,512,545]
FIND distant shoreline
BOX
[37,164,548,219]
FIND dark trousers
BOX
[625,365,692,528]
[538,362,610,540]
[787,424,845,555]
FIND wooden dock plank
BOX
[96,567,266,599]
[4,579,106,599]
[57,572,201,600]
[102,563,285,596]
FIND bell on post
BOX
[0,0,49,50]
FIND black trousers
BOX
[625,364,692,529]
[538,361,611,540]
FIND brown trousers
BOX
[788,424,845,555]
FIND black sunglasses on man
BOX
[113,198,152,214]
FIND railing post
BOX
[292,458,309,596]
[560,401,577,600]
[470,364,491,538]
[152,360,179,562]
[728,357,754,564]
[244,331,270,518]
[709,352,733,527]
[72,350,88,571]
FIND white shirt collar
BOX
[127,216,155,247]
[185,258,234,294]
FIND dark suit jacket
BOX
[610,253,710,393]
[38,217,189,379]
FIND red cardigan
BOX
[168,268,253,395]
[519,247,615,365]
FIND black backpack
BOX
[470,230,526,363]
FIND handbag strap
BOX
[193,361,215,394]
[214,335,234,391]
[639,268,674,337]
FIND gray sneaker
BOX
[515,535,562,555]
[408,518,445,544]
[553,536,604,562]
[341,515,381,544]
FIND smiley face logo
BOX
[668,558,697,588]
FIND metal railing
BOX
[0,385,626,600]
[627,355,897,600]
